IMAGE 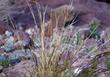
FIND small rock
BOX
[0,66,3,73]
[0,21,11,35]
[95,72,106,77]
[3,36,14,53]
[0,73,6,77]
[5,71,25,77]
[10,59,21,65]
[5,60,35,77]
[0,31,15,53]
[0,55,6,62]
[14,30,31,49]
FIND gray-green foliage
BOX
[61,32,82,46]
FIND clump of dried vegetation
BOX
[25,0,110,77]
[1,0,110,77]
[28,2,80,77]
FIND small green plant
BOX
[90,20,100,39]
[76,32,82,45]
[64,70,75,77]
[79,60,98,77]
[79,69,93,77]
[107,60,110,70]
[0,59,11,68]
[86,70,93,77]
[93,60,98,69]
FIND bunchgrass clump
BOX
[24,1,110,77]
[30,3,77,77]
